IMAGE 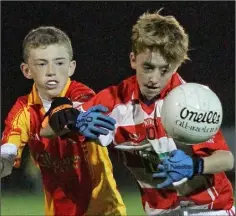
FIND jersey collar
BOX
[28,78,71,105]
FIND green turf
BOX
[1,190,145,216]
[1,192,44,216]
[2,191,235,216]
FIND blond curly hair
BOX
[131,10,189,64]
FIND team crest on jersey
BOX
[34,151,81,173]
[144,118,155,127]
[144,118,157,140]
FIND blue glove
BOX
[76,105,116,139]
[153,150,204,188]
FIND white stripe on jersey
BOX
[144,202,181,215]
[207,188,216,202]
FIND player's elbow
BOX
[225,151,234,171]
[219,150,235,171]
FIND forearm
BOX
[41,98,116,140]
[202,150,234,174]
[40,123,70,138]
[1,143,17,178]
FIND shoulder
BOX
[66,80,96,102]
[99,75,136,103]
[8,95,29,115]
[4,95,30,127]
[81,75,136,112]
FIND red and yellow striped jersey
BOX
[2,79,126,216]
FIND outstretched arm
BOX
[153,131,234,188]
[40,97,116,140]
[1,99,30,178]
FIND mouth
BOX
[145,85,159,90]
[45,80,59,89]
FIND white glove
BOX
[1,143,17,178]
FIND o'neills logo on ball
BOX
[180,107,221,124]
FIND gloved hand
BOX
[153,149,204,188]
[45,97,79,136]
[75,105,116,139]
[46,97,116,139]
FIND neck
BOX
[38,91,53,102]
[140,94,159,106]
[38,93,53,113]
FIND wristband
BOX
[193,157,204,175]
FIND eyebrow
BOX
[34,57,67,62]
[143,61,169,68]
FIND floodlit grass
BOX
[1,190,145,216]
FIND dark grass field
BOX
[1,190,145,216]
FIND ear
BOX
[20,63,33,79]
[129,52,136,70]
[68,60,76,77]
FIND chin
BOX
[47,88,63,99]
[145,93,160,100]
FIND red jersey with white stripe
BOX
[82,73,234,215]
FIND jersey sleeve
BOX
[2,98,30,168]
[66,81,96,108]
[79,86,121,147]
[192,130,230,156]
[81,86,122,147]
[81,86,119,113]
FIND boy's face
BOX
[130,48,180,100]
[21,44,76,100]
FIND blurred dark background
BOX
[1,1,235,215]
[2,2,235,126]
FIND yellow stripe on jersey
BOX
[44,188,55,216]
[6,106,30,168]
[85,141,127,216]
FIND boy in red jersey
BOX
[44,11,235,216]
[1,26,126,216]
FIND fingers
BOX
[90,126,109,136]
[95,119,115,131]
[153,171,167,178]
[157,177,173,189]
[97,114,116,125]
[157,164,165,171]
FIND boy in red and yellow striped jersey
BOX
[1,26,126,216]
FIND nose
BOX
[148,69,161,85]
[46,64,56,76]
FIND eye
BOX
[37,63,46,66]
[56,61,65,66]
[143,66,153,72]
[161,68,169,75]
